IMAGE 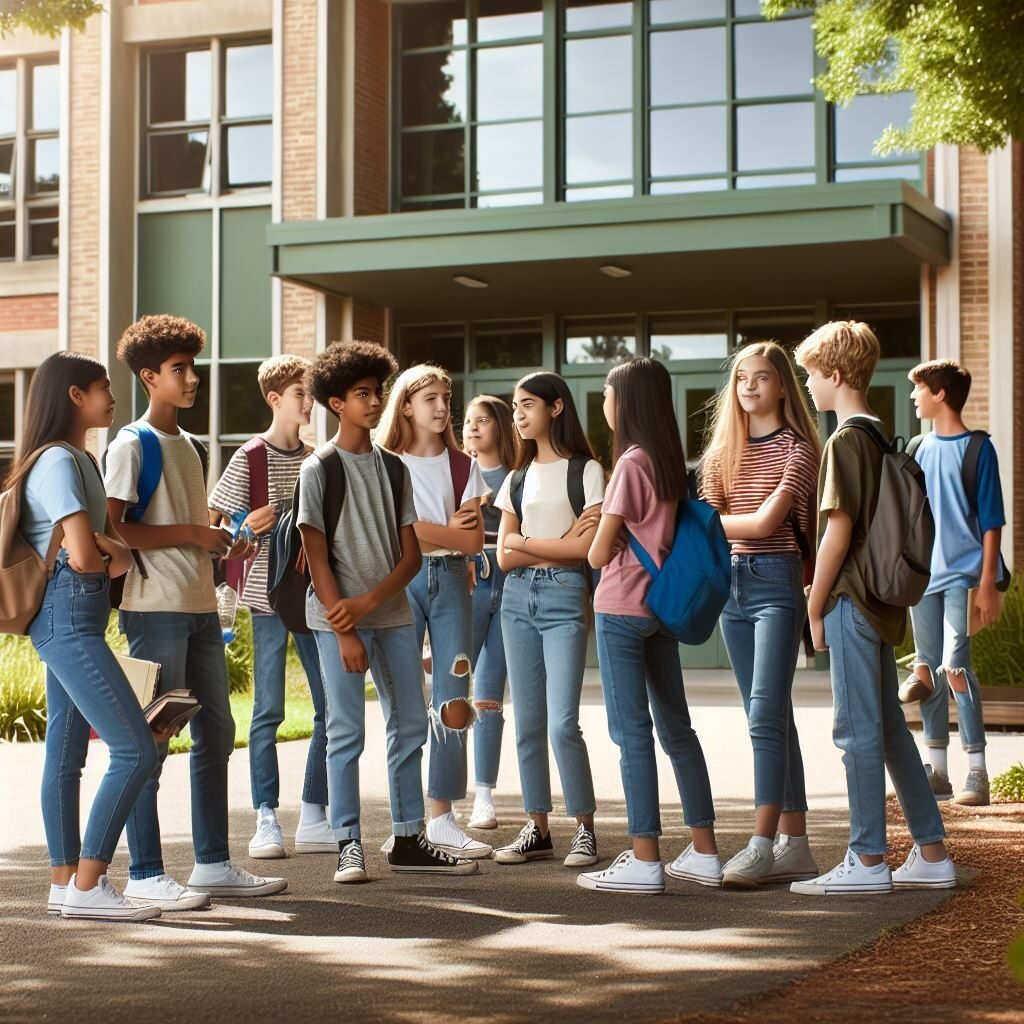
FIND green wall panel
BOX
[220,205,272,359]
[137,211,213,338]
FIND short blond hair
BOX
[257,354,310,400]
[794,321,880,391]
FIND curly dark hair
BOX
[308,340,398,407]
[117,314,206,378]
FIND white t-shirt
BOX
[400,449,491,528]
[494,458,605,539]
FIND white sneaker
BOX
[765,834,820,883]
[124,873,212,911]
[62,874,162,922]
[577,850,664,894]
[722,841,775,889]
[425,811,493,860]
[790,848,893,895]
[334,841,368,884]
[187,862,288,897]
[249,807,286,860]
[893,844,957,889]
[665,843,723,887]
[295,817,338,854]
[467,792,498,830]
[47,883,67,914]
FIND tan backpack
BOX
[0,442,76,635]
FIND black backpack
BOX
[267,443,405,634]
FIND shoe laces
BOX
[568,824,596,857]
[151,874,186,897]
[338,842,365,873]
[256,815,281,842]
[418,833,460,865]
[508,820,539,852]
[603,851,634,876]
[222,864,264,886]
[99,876,133,907]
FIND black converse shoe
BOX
[564,824,598,867]
[494,821,555,864]
[387,833,479,875]
[334,840,368,884]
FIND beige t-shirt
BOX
[494,458,605,537]
[104,421,216,614]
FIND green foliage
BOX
[1010,906,1024,985]
[226,608,254,695]
[0,635,47,741]
[763,0,1024,153]
[992,762,1024,803]
[0,0,103,38]
[973,577,1024,687]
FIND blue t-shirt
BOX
[22,446,108,561]
[915,431,1005,594]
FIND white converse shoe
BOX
[765,834,820,883]
[665,843,723,887]
[187,862,288,897]
[577,850,664,894]
[295,817,338,854]
[467,791,498,830]
[47,883,67,914]
[123,873,211,911]
[62,874,162,922]
[425,811,493,860]
[722,840,775,889]
[790,848,893,895]
[249,807,286,860]
[893,844,957,889]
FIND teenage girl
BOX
[462,395,518,830]
[578,358,720,895]
[376,364,492,860]
[11,352,161,921]
[492,372,603,868]
[700,340,822,888]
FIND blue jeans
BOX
[408,555,473,803]
[596,613,715,837]
[250,612,328,809]
[910,588,986,753]
[119,609,236,879]
[501,567,596,817]
[31,565,158,866]
[825,596,946,856]
[471,550,507,788]
[719,554,808,811]
[314,625,427,840]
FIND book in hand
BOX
[115,653,161,707]
[143,690,202,734]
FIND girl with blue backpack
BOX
[700,341,822,889]
[577,358,720,895]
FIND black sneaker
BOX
[387,833,479,875]
[564,824,598,867]
[494,821,555,864]
[334,840,368,884]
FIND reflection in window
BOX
[31,64,60,131]
[736,102,814,172]
[566,36,631,115]
[0,69,15,135]
[149,49,211,125]
[650,0,725,23]
[650,28,726,106]
[651,107,726,179]
[27,203,58,258]
[476,122,543,193]
[685,387,716,463]
[565,317,636,364]
[0,210,14,260]
[149,130,209,194]
[225,44,273,119]
[0,140,13,201]
[832,303,920,359]
[650,314,729,362]
[474,320,543,370]
[28,136,60,194]
[477,44,541,120]
[400,2,468,49]
[566,113,632,186]
[566,1,633,31]
[834,92,919,183]
[401,324,466,373]
[734,18,813,100]
[586,390,613,468]
[401,50,467,127]
[224,123,272,188]
[221,362,267,435]
[736,309,815,351]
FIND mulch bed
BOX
[674,798,1024,1024]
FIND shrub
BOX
[973,577,1024,687]
[992,762,1024,803]
[0,635,47,742]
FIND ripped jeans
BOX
[471,550,507,788]
[910,587,986,753]
[409,554,474,803]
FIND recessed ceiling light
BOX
[599,264,632,279]
[453,274,489,289]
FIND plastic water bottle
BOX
[216,582,239,644]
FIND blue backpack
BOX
[626,497,731,646]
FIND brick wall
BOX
[353,299,386,345]
[0,293,58,331]
[958,146,990,430]
[354,0,390,217]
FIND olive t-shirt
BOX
[817,416,906,647]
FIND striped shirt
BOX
[209,439,310,614]
[701,427,819,555]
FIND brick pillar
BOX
[958,146,990,428]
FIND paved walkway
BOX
[2,670,1019,1023]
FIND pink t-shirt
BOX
[593,446,677,618]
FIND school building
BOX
[1,0,1020,666]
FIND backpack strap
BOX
[508,465,529,525]
[315,443,346,571]
[448,448,471,508]
[567,455,588,519]
[124,424,164,524]
[626,530,659,582]
[905,434,924,460]
[242,437,270,510]
[186,434,209,489]
[838,417,892,454]
[378,448,406,525]
[960,430,989,515]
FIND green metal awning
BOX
[267,181,950,320]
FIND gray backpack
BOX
[841,418,935,608]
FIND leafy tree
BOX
[0,0,102,38]
[764,0,1024,153]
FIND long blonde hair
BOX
[700,341,821,497]
[376,363,459,454]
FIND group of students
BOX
[12,312,1004,920]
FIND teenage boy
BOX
[105,314,288,908]
[297,340,477,883]
[209,355,335,858]
[899,359,1005,806]
[793,321,956,895]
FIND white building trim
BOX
[933,144,961,362]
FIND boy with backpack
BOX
[296,340,478,883]
[793,321,955,895]
[209,355,334,858]
[105,315,288,908]
[899,359,1007,806]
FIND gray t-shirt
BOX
[296,444,417,630]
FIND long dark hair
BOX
[3,351,107,491]
[513,372,596,470]
[465,394,518,470]
[605,358,687,502]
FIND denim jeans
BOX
[825,596,946,856]
[501,567,596,817]
[910,587,985,753]
[408,555,474,803]
[30,564,158,866]
[250,612,329,809]
[314,624,427,840]
[719,554,808,811]
[119,609,236,879]
[595,613,715,837]
[471,550,507,788]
